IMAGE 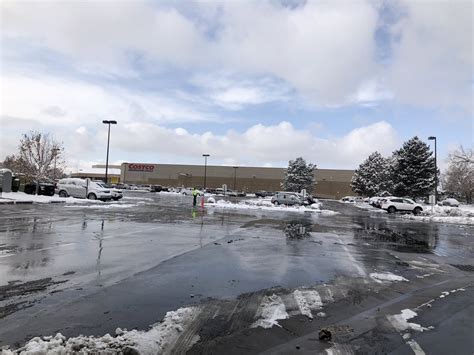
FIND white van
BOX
[56,178,112,201]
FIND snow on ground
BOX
[206,198,338,215]
[401,205,474,225]
[251,294,289,329]
[293,289,323,319]
[0,192,96,204]
[2,307,200,355]
[386,309,432,332]
[370,272,409,282]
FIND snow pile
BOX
[293,289,323,319]
[3,307,199,355]
[0,192,95,204]
[401,205,474,225]
[206,198,337,215]
[251,294,289,329]
[386,309,433,332]
[370,272,408,282]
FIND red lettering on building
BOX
[128,164,155,172]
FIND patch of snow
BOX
[386,309,432,332]
[415,273,433,279]
[122,196,154,201]
[207,197,216,204]
[325,343,355,355]
[401,205,474,225]
[293,289,323,319]
[205,199,338,215]
[0,192,96,204]
[251,294,289,329]
[370,272,408,282]
[5,307,199,354]
[438,288,465,299]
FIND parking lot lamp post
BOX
[428,136,437,204]
[233,166,238,191]
[202,154,210,190]
[102,120,117,184]
[52,148,60,180]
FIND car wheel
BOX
[112,197,119,201]
[273,201,279,206]
[388,206,396,214]
[58,190,68,198]
[87,193,97,200]
[413,207,422,215]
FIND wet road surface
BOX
[0,192,473,353]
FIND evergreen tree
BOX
[390,136,436,198]
[282,157,316,193]
[351,152,390,196]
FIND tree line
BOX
[351,136,472,203]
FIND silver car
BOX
[271,192,305,206]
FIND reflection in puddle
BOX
[284,222,311,239]
[353,220,438,253]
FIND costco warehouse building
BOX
[88,163,354,199]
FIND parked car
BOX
[150,185,162,192]
[381,197,423,215]
[95,182,123,201]
[228,190,246,197]
[255,190,274,197]
[439,198,460,207]
[341,196,356,203]
[271,192,305,206]
[24,180,55,196]
[56,178,112,201]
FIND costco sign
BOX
[128,164,155,172]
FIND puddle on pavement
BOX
[353,221,438,253]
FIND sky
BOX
[0,0,472,173]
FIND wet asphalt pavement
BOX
[0,192,473,353]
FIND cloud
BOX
[100,120,400,169]
[386,0,473,112]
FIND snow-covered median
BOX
[370,272,408,283]
[3,307,200,355]
[206,198,338,215]
[401,205,474,225]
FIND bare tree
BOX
[2,131,65,180]
[443,146,474,204]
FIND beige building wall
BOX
[120,163,354,199]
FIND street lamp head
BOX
[102,120,109,124]
[110,120,117,124]
[202,154,210,157]
[103,120,118,124]
[428,136,436,140]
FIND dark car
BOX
[150,185,162,192]
[255,190,273,197]
[24,180,55,196]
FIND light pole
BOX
[428,136,437,204]
[102,120,117,184]
[233,166,238,191]
[202,154,210,190]
[52,148,60,180]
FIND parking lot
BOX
[0,192,473,353]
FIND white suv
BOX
[95,182,123,201]
[57,178,112,201]
[381,197,423,215]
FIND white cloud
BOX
[101,120,400,169]
[387,1,473,112]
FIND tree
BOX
[282,157,316,193]
[2,131,65,180]
[351,152,391,197]
[443,146,473,204]
[390,136,436,198]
